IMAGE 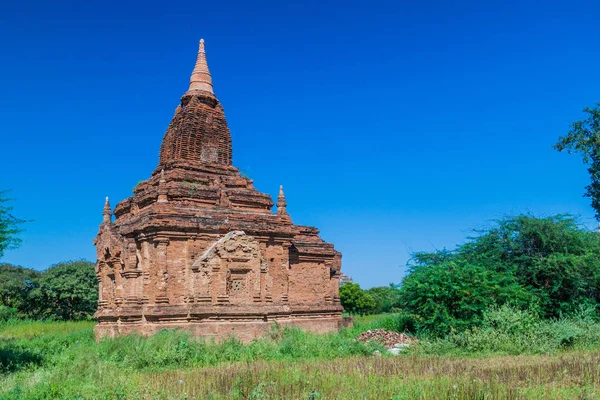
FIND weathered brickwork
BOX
[94,40,344,341]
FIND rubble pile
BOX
[356,329,416,348]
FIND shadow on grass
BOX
[0,343,44,373]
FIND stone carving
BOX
[94,39,344,341]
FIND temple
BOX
[94,40,344,341]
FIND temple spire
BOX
[187,39,213,94]
[103,197,112,224]
[276,185,289,220]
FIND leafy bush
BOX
[373,312,418,333]
[415,304,600,355]
[400,259,533,336]
[0,261,97,321]
[402,215,600,336]
[0,263,41,318]
[33,260,97,320]
[0,305,16,321]
[340,283,376,315]
[365,285,401,314]
[460,215,600,317]
[0,342,44,373]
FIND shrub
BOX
[374,312,418,333]
[400,260,534,336]
[459,215,600,318]
[0,305,16,321]
[415,304,600,355]
[34,260,97,320]
[0,263,41,318]
[340,283,376,315]
[365,285,401,314]
[402,215,600,336]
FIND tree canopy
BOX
[0,263,41,319]
[0,260,97,321]
[554,104,600,220]
[339,282,376,315]
[35,260,98,320]
[0,191,26,259]
[400,215,600,336]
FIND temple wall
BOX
[95,315,343,342]
[121,232,293,308]
[288,261,331,305]
[263,242,287,303]
[165,238,188,304]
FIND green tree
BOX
[460,215,600,317]
[365,285,401,314]
[400,259,533,336]
[35,260,97,320]
[0,191,26,259]
[339,282,376,315]
[554,104,600,220]
[0,264,41,319]
[402,215,600,336]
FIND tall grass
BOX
[95,325,383,369]
[2,309,600,399]
[0,319,94,340]
[4,348,600,399]
[414,304,600,356]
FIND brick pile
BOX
[356,329,416,348]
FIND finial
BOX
[276,185,289,219]
[103,197,112,224]
[187,39,213,94]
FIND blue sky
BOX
[1,0,599,288]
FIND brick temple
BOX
[94,40,344,340]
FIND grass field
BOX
[1,315,600,399]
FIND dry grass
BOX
[136,351,600,399]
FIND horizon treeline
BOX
[0,260,97,321]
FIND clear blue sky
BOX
[2,0,599,288]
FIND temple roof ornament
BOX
[276,185,289,219]
[102,197,111,224]
[187,38,213,95]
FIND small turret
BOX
[276,185,290,220]
[103,197,112,224]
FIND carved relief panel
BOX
[192,231,266,305]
